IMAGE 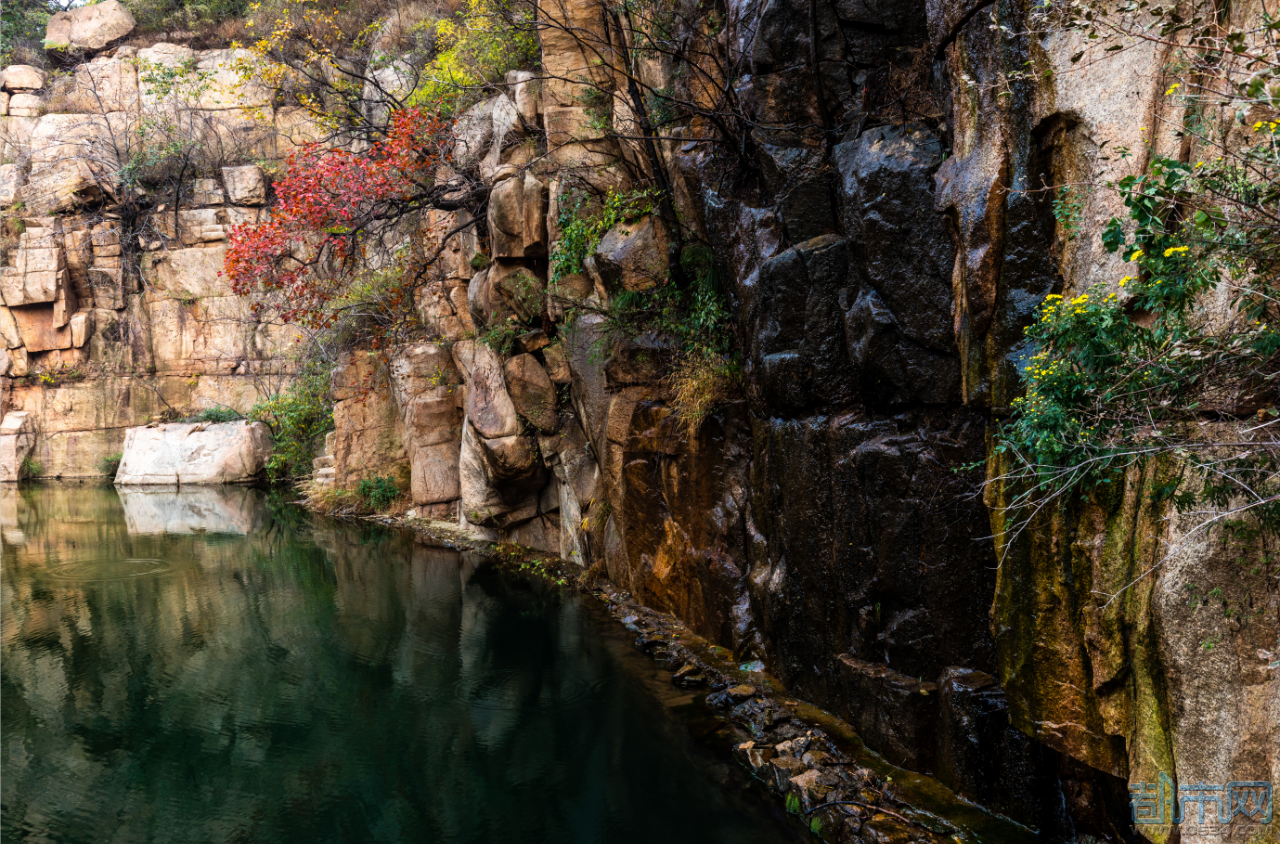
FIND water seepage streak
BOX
[1,483,802,844]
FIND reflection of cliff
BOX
[1,486,790,844]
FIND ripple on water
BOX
[44,557,173,583]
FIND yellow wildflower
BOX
[1120,276,1132,287]
[1164,83,1180,95]
[1130,249,1144,261]
[1163,245,1189,257]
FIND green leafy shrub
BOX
[186,407,243,424]
[407,0,540,118]
[998,146,1280,533]
[550,188,662,285]
[479,321,520,356]
[1,0,52,66]
[97,452,124,477]
[248,366,334,481]
[357,475,400,510]
[19,456,43,479]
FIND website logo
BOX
[1131,772,1272,826]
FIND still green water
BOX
[1,484,799,844]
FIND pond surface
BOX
[2,484,801,844]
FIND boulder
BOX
[459,420,541,528]
[489,261,544,322]
[477,432,540,483]
[451,97,497,169]
[2,264,58,307]
[480,93,523,178]
[24,113,119,215]
[521,172,547,255]
[465,342,520,439]
[467,266,512,329]
[488,174,525,257]
[542,342,572,384]
[411,442,461,504]
[833,655,939,773]
[136,43,196,106]
[44,0,136,53]
[507,69,540,126]
[833,124,955,353]
[115,420,273,485]
[194,49,271,112]
[753,133,837,242]
[593,215,669,291]
[0,411,35,482]
[8,304,73,352]
[222,165,266,205]
[0,114,36,163]
[69,310,90,348]
[8,345,29,376]
[503,353,558,433]
[487,170,546,258]
[7,93,41,117]
[2,65,45,92]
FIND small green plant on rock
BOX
[357,476,400,510]
[186,407,243,424]
[19,456,43,479]
[479,320,520,357]
[248,365,334,481]
[550,188,662,285]
[97,452,124,477]
[601,243,742,436]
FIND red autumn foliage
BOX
[223,107,452,330]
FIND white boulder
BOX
[1,412,36,482]
[115,420,272,485]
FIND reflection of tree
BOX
[2,488,790,844]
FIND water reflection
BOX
[1,484,796,844]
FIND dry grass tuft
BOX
[665,348,741,438]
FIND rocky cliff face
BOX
[3,1,1275,841]
[1,0,311,474]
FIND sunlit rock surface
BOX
[115,421,271,485]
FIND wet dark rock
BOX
[769,756,809,790]
[752,236,855,414]
[754,133,837,243]
[831,123,961,407]
[840,285,960,408]
[934,667,1069,833]
[516,329,550,353]
[604,333,669,387]
[747,410,996,708]
[832,655,939,773]
[672,663,708,688]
